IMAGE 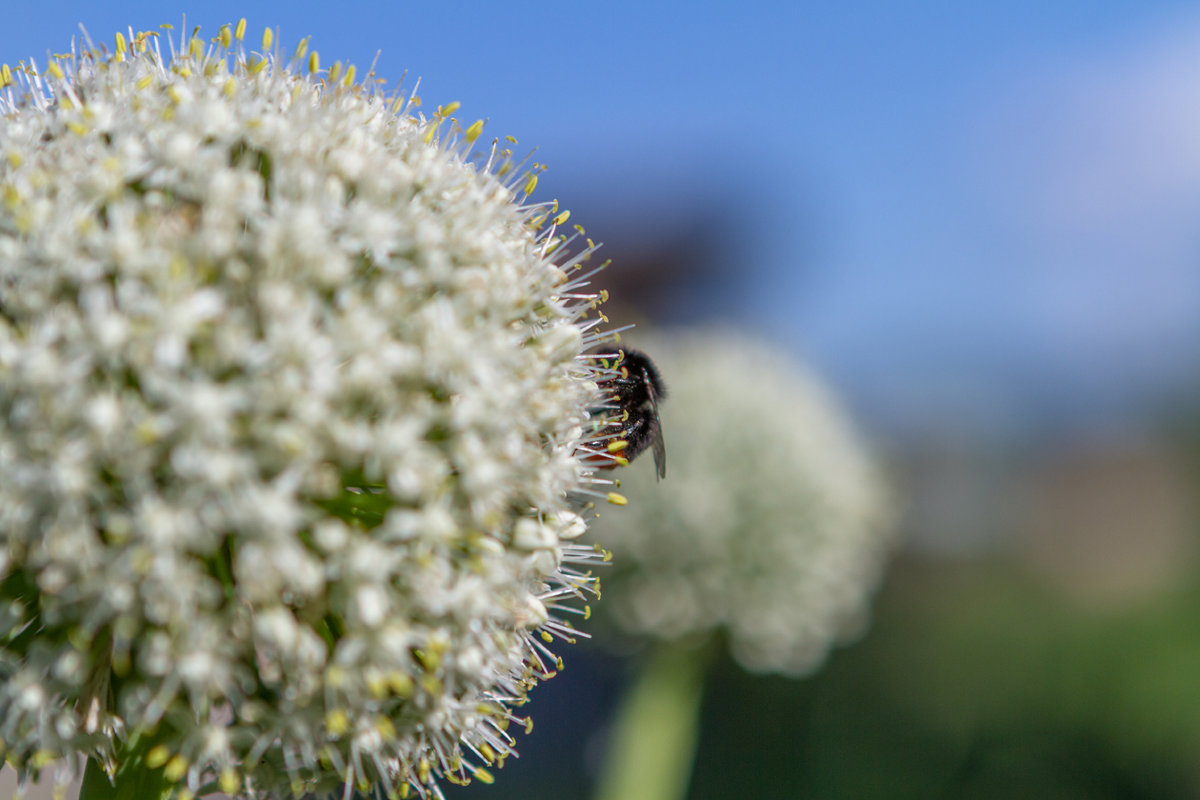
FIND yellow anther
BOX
[136,74,153,90]
[66,121,88,136]
[607,440,629,453]
[523,174,538,195]
[440,100,461,116]
[166,85,182,105]
[473,767,495,785]
[553,209,570,226]
[325,709,350,736]
[234,18,247,41]
[223,78,236,96]
[0,64,11,87]
[160,23,174,29]
[342,64,356,87]
[540,631,553,643]
[328,61,342,84]
[387,671,414,696]
[218,25,232,49]
[465,119,484,143]
[607,492,628,506]
[189,37,203,59]
[249,57,267,75]
[46,62,64,80]
[262,27,273,51]
[164,755,188,782]
[115,32,127,54]
[6,151,22,168]
[366,673,388,699]
[308,51,319,75]
[295,36,309,59]
[325,664,347,687]
[146,744,170,769]
[375,716,397,740]
[420,674,442,695]
[219,768,239,794]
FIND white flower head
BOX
[587,328,896,676]
[0,21,626,798]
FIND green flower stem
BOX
[79,727,176,800]
[595,639,713,800]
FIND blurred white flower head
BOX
[588,328,895,676]
[0,22,624,799]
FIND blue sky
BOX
[6,1,1200,437]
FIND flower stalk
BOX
[595,640,714,800]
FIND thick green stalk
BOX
[595,640,713,800]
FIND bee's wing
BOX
[645,372,667,480]
[651,419,666,479]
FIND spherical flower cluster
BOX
[588,328,895,676]
[0,22,622,799]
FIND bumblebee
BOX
[587,348,667,479]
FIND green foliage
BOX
[690,560,1200,799]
